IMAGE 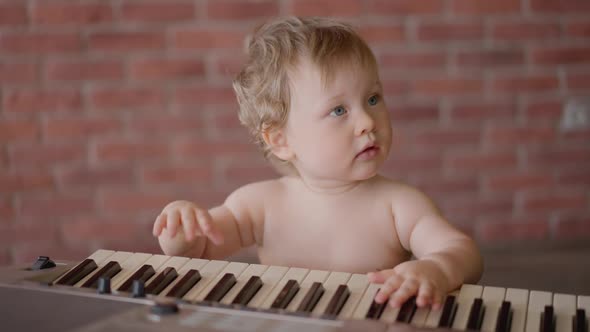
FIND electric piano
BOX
[0,249,588,332]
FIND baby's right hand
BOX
[152,200,224,245]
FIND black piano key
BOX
[466,298,485,330]
[540,305,555,332]
[297,282,325,313]
[495,301,513,332]
[117,264,155,293]
[573,309,587,332]
[438,295,458,328]
[396,296,417,323]
[145,267,178,295]
[232,276,263,306]
[55,259,98,286]
[366,289,387,320]
[166,269,201,298]
[323,284,350,317]
[81,261,122,289]
[271,279,300,309]
[204,273,237,302]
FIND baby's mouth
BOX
[356,144,379,159]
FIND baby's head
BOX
[233,17,391,179]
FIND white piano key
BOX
[113,254,169,291]
[160,257,209,296]
[452,284,484,330]
[553,293,576,332]
[480,286,507,332]
[410,305,430,327]
[525,290,553,332]
[286,270,330,312]
[221,264,269,305]
[312,272,351,316]
[424,290,459,328]
[260,267,309,309]
[351,283,380,320]
[108,252,153,290]
[505,288,529,332]
[53,249,116,285]
[380,302,400,324]
[579,295,590,312]
[247,265,289,308]
[193,261,248,302]
[74,251,134,287]
[338,274,370,319]
[182,260,228,301]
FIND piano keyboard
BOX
[1,249,589,332]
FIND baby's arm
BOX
[369,184,483,308]
[153,183,264,260]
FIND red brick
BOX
[0,171,54,192]
[368,0,444,15]
[451,0,521,14]
[208,0,279,20]
[225,163,277,184]
[0,32,81,54]
[43,117,121,140]
[385,153,443,173]
[456,49,524,67]
[94,141,169,162]
[567,72,590,90]
[121,2,196,22]
[175,140,257,157]
[98,190,175,213]
[411,176,479,195]
[485,171,554,192]
[525,100,563,121]
[381,80,408,97]
[554,216,590,239]
[0,222,60,248]
[411,78,483,96]
[141,165,213,186]
[0,120,38,143]
[90,87,166,110]
[175,28,246,49]
[492,22,561,41]
[32,2,113,25]
[0,63,37,84]
[379,51,447,70]
[532,47,590,65]
[358,24,405,44]
[417,22,484,41]
[46,60,124,81]
[18,194,95,218]
[9,144,86,168]
[558,169,590,186]
[530,0,590,13]
[212,111,243,130]
[0,4,27,26]
[527,148,590,168]
[446,151,517,172]
[441,196,513,217]
[3,89,82,113]
[56,166,134,189]
[565,22,590,37]
[129,115,204,136]
[290,0,362,16]
[88,32,165,52]
[390,104,439,122]
[0,198,13,220]
[0,249,10,266]
[130,58,205,81]
[212,56,245,79]
[449,102,516,122]
[412,128,481,147]
[61,217,146,245]
[562,129,590,142]
[523,192,587,212]
[476,218,550,243]
[492,75,559,93]
[174,85,237,106]
[486,124,555,144]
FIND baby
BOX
[153,16,482,310]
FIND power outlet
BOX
[560,98,590,131]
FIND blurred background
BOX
[0,0,589,293]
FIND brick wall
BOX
[1,0,589,265]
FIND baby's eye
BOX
[330,106,347,117]
[368,94,380,106]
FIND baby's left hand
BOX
[367,260,450,309]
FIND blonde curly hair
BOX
[232,16,378,175]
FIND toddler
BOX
[153,16,483,310]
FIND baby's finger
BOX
[416,281,435,307]
[389,279,419,308]
[153,213,166,236]
[374,273,403,303]
[167,210,181,237]
[195,209,224,245]
[180,208,197,241]
[431,290,444,310]
[367,269,394,284]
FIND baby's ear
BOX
[262,128,294,161]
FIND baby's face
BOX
[284,57,392,182]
